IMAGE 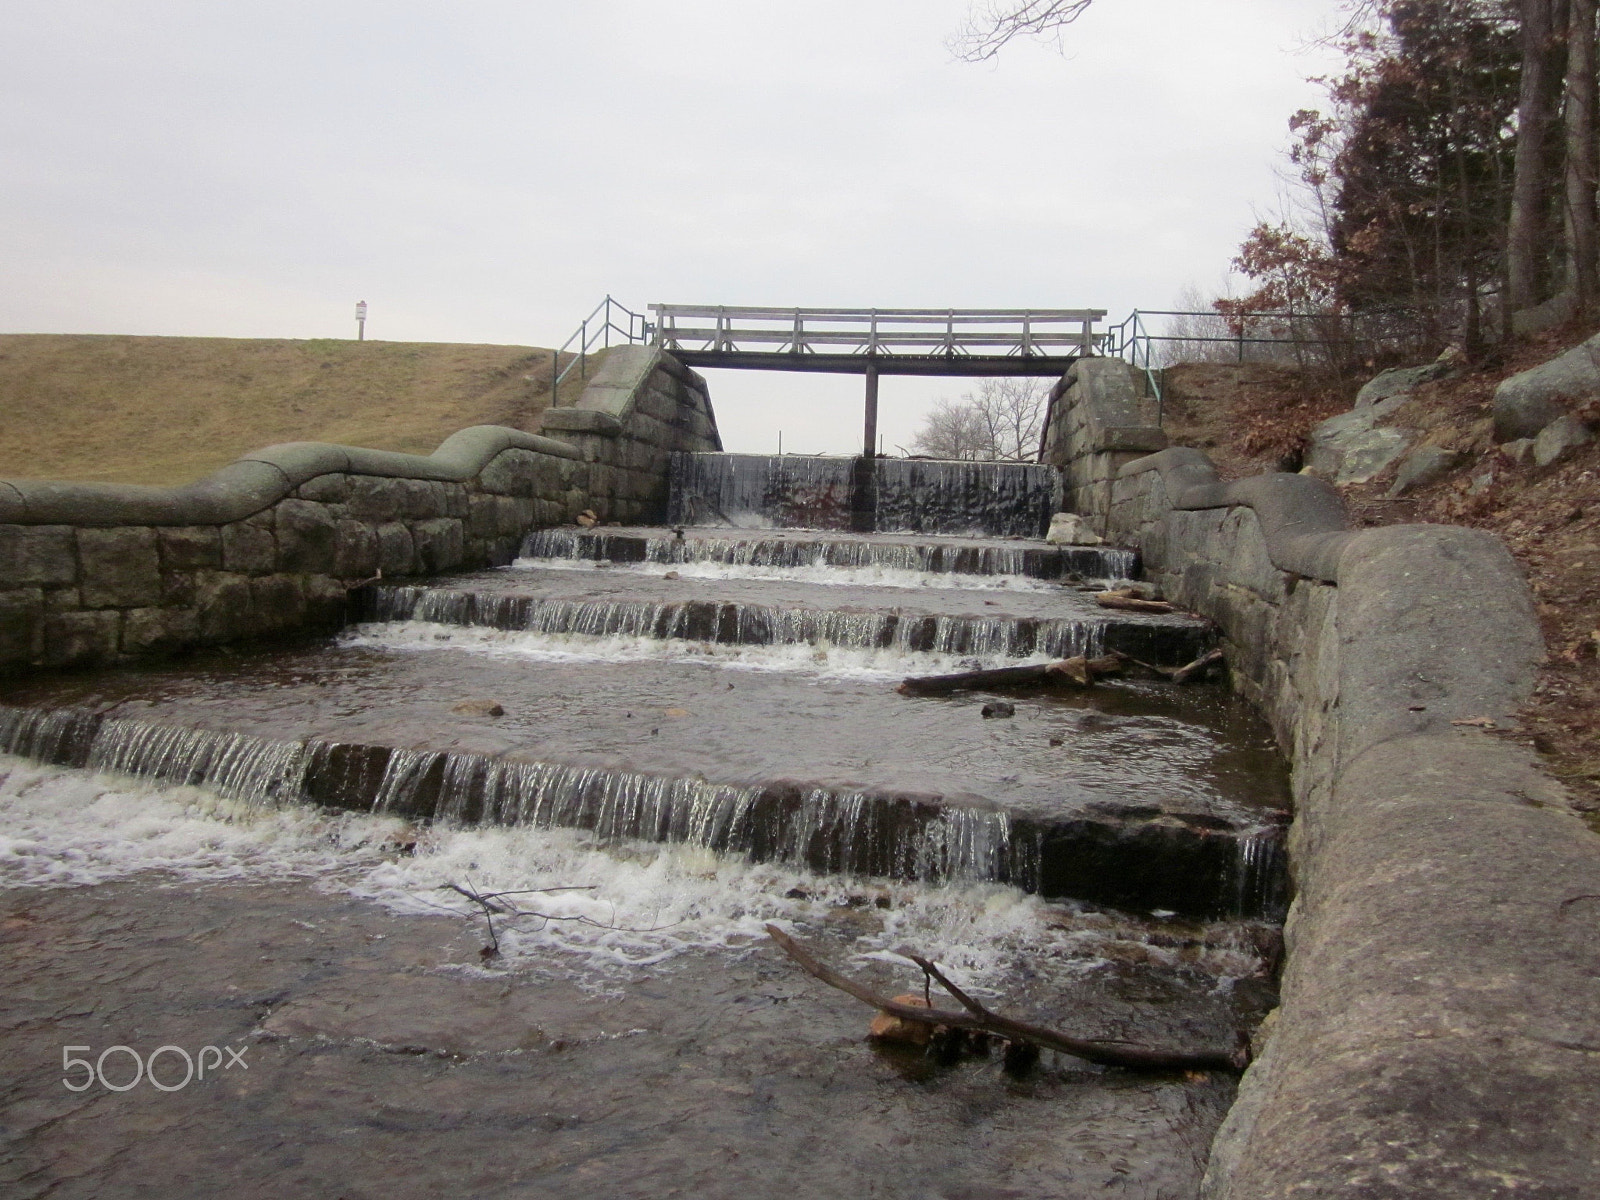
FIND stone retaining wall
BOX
[539,345,720,525]
[1040,357,1167,529]
[0,348,719,672]
[1058,371,1600,1195]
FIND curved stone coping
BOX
[0,426,580,527]
[1118,447,1356,581]
[1119,446,1542,753]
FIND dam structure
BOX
[0,330,1584,1198]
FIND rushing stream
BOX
[0,517,1291,1199]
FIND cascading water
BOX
[520,528,1138,581]
[361,586,1122,659]
[0,702,1286,919]
[667,452,1060,538]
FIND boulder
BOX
[1532,413,1595,467]
[1387,444,1463,497]
[1045,512,1103,546]
[1306,404,1416,485]
[1493,331,1600,441]
[1354,359,1455,409]
[1501,438,1536,465]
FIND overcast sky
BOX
[2,1,1343,456]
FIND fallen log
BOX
[1110,646,1225,684]
[1095,592,1176,614]
[765,924,1247,1072]
[1171,646,1226,685]
[897,654,1122,697]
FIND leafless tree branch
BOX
[948,0,1096,61]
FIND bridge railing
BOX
[649,305,1108,359]
[550,295,652,397]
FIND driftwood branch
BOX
[1095,589,1175,614]
[439,880,666,960]
[765,924,1246,1072]
[1170,647,1226,684]
[897,654,1122,697]
[1110,646,1225,685]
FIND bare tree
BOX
[1155,285,1241,365]
[912,379,1049,460]
[1563,0,1598,316]
[948,1,1094,61]
[970,378,1049,459]
[912,397,991,459]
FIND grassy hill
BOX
[0,334,602,486]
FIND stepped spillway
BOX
[521,527,1138,583]
[0,461,1299,1192]
[357,567,1205,665]
[0,521,1292,920]
[0,547,1288,919]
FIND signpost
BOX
[355,300,368,342]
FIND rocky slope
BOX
[1161,335,1600,813]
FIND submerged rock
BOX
[451,698,505,717]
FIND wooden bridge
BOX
[649,304,1104,457]
[649,305,1105,459]
[549,299,1107,461]
[649,305,1105,376]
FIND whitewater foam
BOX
[0,754,1266,987]
[341,620,1061,680]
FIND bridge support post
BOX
[862,362,879,458]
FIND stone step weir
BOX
[357,568,1209,665]
[521,527,1137,581]
[0,704,1289,920]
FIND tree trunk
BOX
[1509,0,1567,312]
[1565,0,1599,317]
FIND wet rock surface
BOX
[0,878,1259,1200]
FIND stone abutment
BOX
[1051,356,1600,1197]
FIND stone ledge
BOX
[539,407,623,437]
[1205,736,1600,1198]
[1117,448,1355,580]
[0,427,581,527]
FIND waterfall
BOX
[361,586,1114,660]
[0,702,1285,918]
[668,453,1060,538]
[0,705,104,768]
[1234,827,1290,918]
[520,529,1138,581]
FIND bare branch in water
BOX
[766,924,1247,1073]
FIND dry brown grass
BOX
[0,334,607,486]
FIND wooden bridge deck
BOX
[650,305,1106,376]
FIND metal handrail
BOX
[549,296,652,398]
[1101,310,1165,417]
